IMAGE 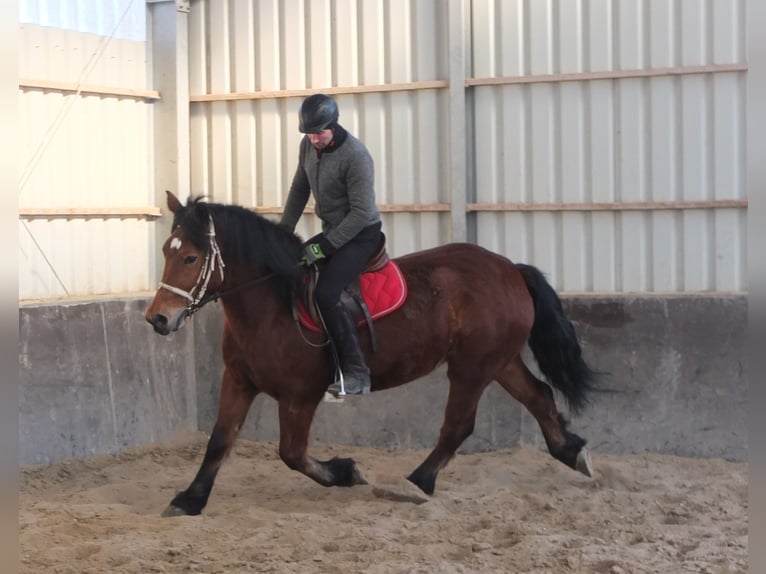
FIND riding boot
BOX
[322,302,371,396]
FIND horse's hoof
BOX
[575,448,593,477]
[372,479,430,505]
[351,465,369,486]
[323,391,344,403]
[161,504,189,518]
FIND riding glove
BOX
[301,243,326,266]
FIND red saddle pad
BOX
[297,261,408,333]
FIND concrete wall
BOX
[19,294,747,466]
[19,297,198,465]
[560,295,748,461]
[194,294,748,462]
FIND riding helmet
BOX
[298,94,339,134]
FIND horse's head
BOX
[145,191,225,335]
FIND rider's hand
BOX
[301,243,326,266]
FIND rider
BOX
[280,93,383,395]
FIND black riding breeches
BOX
[312,221,383,316]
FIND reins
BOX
[185,271,280,317]
[157,213,315,342]
[158,214,279,317]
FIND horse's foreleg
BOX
[496,356,592,476]
[407,373,490,495]
[163,370,257,516]
[277,398,367,487]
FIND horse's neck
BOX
[219,279,291,332]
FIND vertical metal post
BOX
[746,0,766,487]
[448,0,467,243]
[147,0,190,282]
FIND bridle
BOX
[158,215,227,317]
[157,214,283,317]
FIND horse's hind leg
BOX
[407,372,491,495]
[163,368,257,516]
[496,356,592,476]
[277,397,368,487]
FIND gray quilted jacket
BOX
[281,126,381,252]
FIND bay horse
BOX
[146,191,597,516]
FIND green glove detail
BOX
[301,243,326,266]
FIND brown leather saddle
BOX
[297,234,391,352]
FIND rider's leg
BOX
[314,223,381,395]
[321,301,371,395]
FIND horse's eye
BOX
[184,255,198,265]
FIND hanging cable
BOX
[20,219,70,296]
[19,0,138,296]
[19,0,138,195]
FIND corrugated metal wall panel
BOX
[188,0,451,257]
[19,217,151,298]
[20,92,150,208]
[19,0,747,300]
[18,15,153,300]
[469,0,746,292]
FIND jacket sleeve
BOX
[280,142,311,231]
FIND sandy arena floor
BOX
[20,432,747,573]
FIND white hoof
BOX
[161,504,188,518]
[351,465,369,486]
[575,448,593,477]
[322,391,344,403]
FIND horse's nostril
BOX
[149,313,169,334]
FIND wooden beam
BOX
[378,203,451,213]
[253,204,451,215]
[239,199,748,216]
[465,63,748,88]
[189,80,449,103]
[19,78,161,102]
[21,199,741,219]
[187,64,747,103]
[467,199,748,212]
[20,200,742,219]
[19,207,163,219]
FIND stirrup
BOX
[327,370,371,397]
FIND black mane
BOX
[173,196,307,305]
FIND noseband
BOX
[158,215,226,316]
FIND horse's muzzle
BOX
[146,307,189,335]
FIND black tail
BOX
[516,264,596,415]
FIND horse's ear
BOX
[193,199,210,223]
[166,190,183,214]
